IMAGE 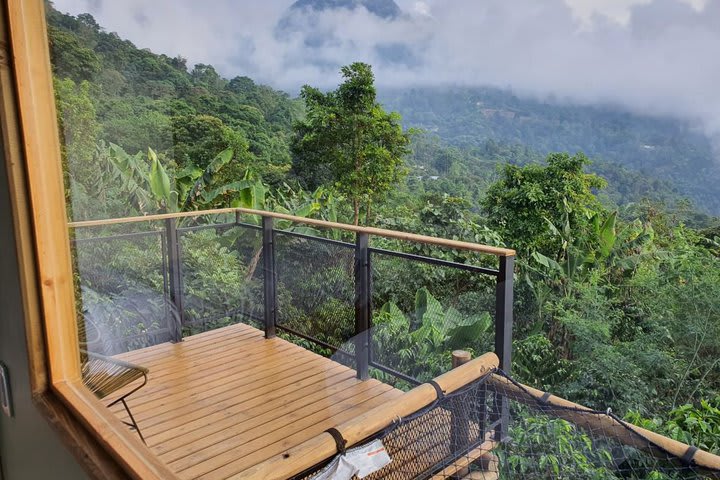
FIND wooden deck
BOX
[107,323,402,480]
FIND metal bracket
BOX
[0,362,12,417]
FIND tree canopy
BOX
[291,62,410,225]
[483,152,607,256]
[48,5,720,461]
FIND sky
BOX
[51,0,719,135]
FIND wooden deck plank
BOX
[109,350,328,428]
[145,368,361,449]
[109,340,308,412]
[106,323,402,479]
[158,377,394,460]
[187,388,402,480]
[129,363,351,432]
[116,323,261,365]
[221,389,404,480]
[117,328,267,376]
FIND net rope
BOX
[295,369,720,480]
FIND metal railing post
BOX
[494,254,514,440]
[262,216,277,339]
[165,218,184,343]
[495,255,514,372]
[354,233,371,380]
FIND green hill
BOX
[47,3,716,221]
[47,3,301,185]
[381,87,720,214]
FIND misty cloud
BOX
[52,0,720,135]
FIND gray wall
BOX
[0,140,88,479]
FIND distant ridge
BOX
[288,0,402,19]
[277,0,406,64]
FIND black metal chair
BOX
[80,349,148,444]
[78,316,149,444]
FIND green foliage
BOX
[627,227,720,408]
[381,86,720,214]
[513,334,570,390]
[627,397,720,455]
[50,4,720,467]
[48,26,100,81]
[93,143,243,215]
[179,229,250,333]
[502,415,617,479]
[48,4,296,220]
[291,62,411,225]
[54,77,101,215]
[483,152,606,256]
[170,114,252,179]
[372,288,492,384]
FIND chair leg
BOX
[121,398,146,445]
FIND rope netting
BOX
[295,370,720,480]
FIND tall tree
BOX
[291,62,410,225]
[482,152,606,256]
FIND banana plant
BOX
[107,144,239,214]
[373,288,492,381]
[531,209,654,291]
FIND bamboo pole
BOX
[429,438,497,480]
[67,207,516,257]
[487,374,720,478]
[232,352,500,480]
[451,350,474,478]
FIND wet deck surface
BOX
[109,323,402,480]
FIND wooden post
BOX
[452,350,472,369]
[451,350,473,478]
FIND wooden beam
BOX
[6,0,80,384]
[233,352,500,480]
[0,0,49,396]
[68,208,516,257]
[54,381,178,480]
[487,374,720,478]
[1,1,179,478]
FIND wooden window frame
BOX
[1,1,175,478]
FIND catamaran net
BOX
[295,369,720,480]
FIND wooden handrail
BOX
[487,375,720,478]
[67,207,516,257]
[233,352,500,480]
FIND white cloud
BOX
[51,0,720,136]
[411,1,432,17]
[564,0,707,26]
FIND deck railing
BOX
[239,353,720,480]
[69,207,516,385]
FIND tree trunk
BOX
[353,198,360,226]
[245,245,263,281]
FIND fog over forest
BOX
[53,0,719,139]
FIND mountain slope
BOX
[381,87,720,214]
[47,4,300,184]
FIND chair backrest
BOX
[79,349,148,399]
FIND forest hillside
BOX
[48,2,720,466]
